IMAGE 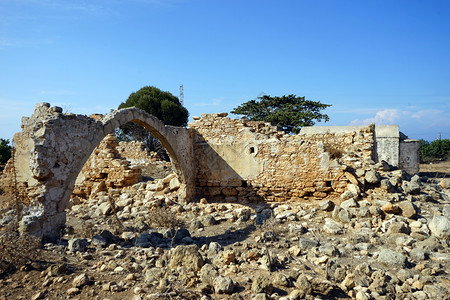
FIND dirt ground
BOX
[419,160,450,178]
[0,160,448,299]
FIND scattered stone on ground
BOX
[0,140,449,299]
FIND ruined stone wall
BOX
[399,139,420,174]
[116,140,162,166]
[374,125,400,167]
[190,113,375,202]
[72,134,142,200]
[5,103,195,240]
[4,103,109,238]
[3,102,417,240]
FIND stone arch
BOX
[100,108,194,192]
[11,103,194,241]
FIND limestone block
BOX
[97,202,112,216]
[347,183,360,196]
[340,199,358,210]
[203,187,222,196]
[19,215,42,236]
[169,244,204,271]
[382,203,401,215]
[365,170,381,184]
[440,178,450,189]
[428,215,450,239]
[340,190,356,201]
[222,187,239,196]
[323,218,344,234]
[169,176,181,191]
[116,197,133,209]
[147,180,164,192]
[377,249,407,268]
[319,199,335,211]
[398,201,417,218]
[344,172,359,186]
[162,173,177,184]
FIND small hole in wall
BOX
[242,180,248,187]
[249,147,255,154]
[325,181,332,187]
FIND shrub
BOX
[147,206,185,229]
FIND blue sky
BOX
[1,0,449,142]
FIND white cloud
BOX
[349,107,450,138]
[350,109,400,125]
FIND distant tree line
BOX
[419,138,450,162]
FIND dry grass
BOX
[146,206,185,229]
[0,147,44,277]
[420,160,450,177]
[0,230,42,277]
[324,143,344,159]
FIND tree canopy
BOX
[231,94,331,134]
[117,86,189,153]
[118,86,188,126]
[0,138,12,165]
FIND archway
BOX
[10,103,194,241]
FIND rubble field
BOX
[0,155,449,300]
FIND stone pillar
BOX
[399,139,420,174]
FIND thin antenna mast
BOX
[179,84,184,105]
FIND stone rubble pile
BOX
[69,171,182,230]
[0,173,449,299]
[72,134,143,200]
[116,140,165,166]
[35,163,447,300]
[72,134,174,202]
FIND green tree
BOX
[420,138,450,161]
[231,94,331,134]
[0,138,12,165]
[119,86,188,126]
[117,86,189,153]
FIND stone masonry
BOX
[300,125,420,174]
[72,134,143,200]
[4,104,419,240]
[6,103,194,240]
[190,113,375,203]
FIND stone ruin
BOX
[71,133,179,204]
[71,133,143,200]
[0,102,420,240]
[1,103,194,240]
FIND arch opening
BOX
[7,104,194,241]
[67,130,186,236]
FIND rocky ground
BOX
[0,162,449,300]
